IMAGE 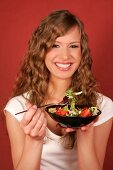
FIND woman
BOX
[4,9,113,170]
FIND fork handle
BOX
[15,103,55,115]
[15,110,28,115]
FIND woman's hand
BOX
[20,104,47,141]
[61,121,94,134]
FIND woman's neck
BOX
[47,77,71,102]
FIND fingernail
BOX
[81,127,86,131]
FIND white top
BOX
[4,93,113,170]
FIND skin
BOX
[5,27,113,170]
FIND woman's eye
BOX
[52,44,59,48]
[70,45,79,48]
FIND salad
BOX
[48,89,100,117]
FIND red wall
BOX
[0,0,113,169]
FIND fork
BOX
[15,101,68,115]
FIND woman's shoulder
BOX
[4,93,29,121]
[97,93,113,109]
[94,93,113,126]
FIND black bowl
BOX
[45,104,101,128]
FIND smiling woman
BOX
[45,27,81,80]
[3,9,113,170]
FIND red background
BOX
[0,0,113,169]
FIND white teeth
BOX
[56,63,71,68]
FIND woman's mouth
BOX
[55,63,72,71]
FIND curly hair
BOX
[12,9,99,148]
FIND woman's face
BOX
[45,26,81,80]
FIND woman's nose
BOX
[60,48,70,60]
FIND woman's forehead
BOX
[55,27,81,43]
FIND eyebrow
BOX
[55,41,81,44]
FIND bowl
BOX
[45,104,101,128]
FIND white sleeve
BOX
[4,96,27,122]
[94,95,113,126]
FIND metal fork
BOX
[15,101,68,115]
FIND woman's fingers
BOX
[30,117,47,139]
[30,111,45,136]
[20,105,37,127]
[60,121,95,134]
[20,105,47,140]
[64,128,77,133]
[60,127,77,135]
[23,109,42,134]
[80,122,94,131]
[64,121,94,133]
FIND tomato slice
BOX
[80,108,92,117]
[56,109,68,116]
